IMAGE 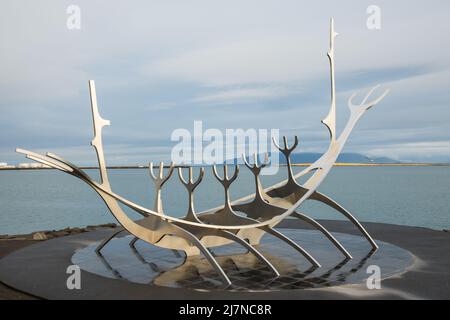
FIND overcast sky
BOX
[1,0,449,165]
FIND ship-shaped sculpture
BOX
[16,19,389,287]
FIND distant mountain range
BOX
[236,152,400,164]
[287,152,399,164]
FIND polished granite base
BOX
[73,230,413,291]
[1,220,449,299]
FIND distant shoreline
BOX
[1,163,450,170]
[294,163,450,167]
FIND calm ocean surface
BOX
[0,166,449,235]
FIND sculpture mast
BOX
[322,18,338,142]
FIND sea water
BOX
[0,166,449,235]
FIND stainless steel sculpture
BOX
[16,19,389,287]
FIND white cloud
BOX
[143,35,323,86]
[192,86,293,104]
[367,141,450,161]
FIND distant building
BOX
[18,163,30,168]
[0,162,7,167]
[17,163,49,169]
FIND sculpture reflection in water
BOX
[72,229,413,291]
[17,19,389,287]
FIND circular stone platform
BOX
[0,220,449,299]
[72,230,412,291]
